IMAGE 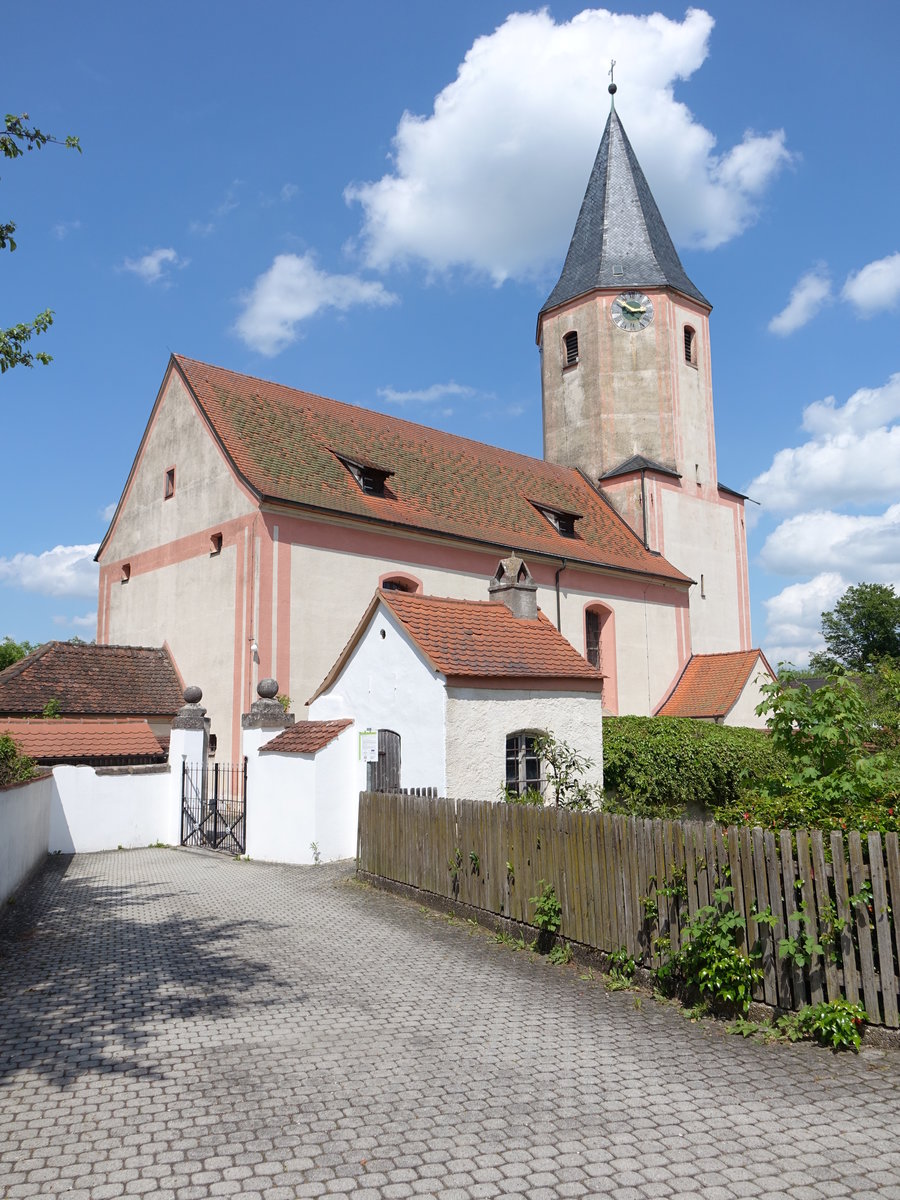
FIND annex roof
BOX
[657,650,773,720]
[260,719,354,755]
[0,718,164,763]
[310,590,605,702]
[0,642,183,719]
[540,107,709,320]
[168,356,690,587]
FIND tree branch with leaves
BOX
[2,112,81,374]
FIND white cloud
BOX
[53,611,97,631]
[377,381,476,405]
[52,219,81,240]
[843,252,900,316]
[761,572,846,669]
[100,501,118,523]
[122,247,188,285]
[280,183,298,202]
[345,8,791,282]
[768,267,832,335]
[760,505,900,581]
[190,220,216,237]
[749,373,900,513]
[0,544,100,598]
[234,253,398,355]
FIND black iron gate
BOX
[181,759,247,854]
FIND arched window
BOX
[379,572,422,594]
[584,602,617,712]
[684,326,696,366]
[563,331,579,367]
[505,731,545,799]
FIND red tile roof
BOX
[657,651,773,719]
[0,643,183,718]
[170,355,690,585]
[311,592,604,701]
[0,719,164,763]
[260,719,354,755]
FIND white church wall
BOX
[445,690,602,805]
[102,370,255,564]
[661,488,744,655]
[308,603,447,797]
[106,549,239,758]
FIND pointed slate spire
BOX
[540,101,709,316]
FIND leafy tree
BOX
[2,112,81,374]
[0,635,37,672]
[809,583,900,673]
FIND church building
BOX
[96,88,768,760]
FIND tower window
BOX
[210,532,223,556]
[563,331,579,367]
[684,326,696,366]
[164,467,175,499]
[121,563,131,583]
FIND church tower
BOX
[538,82,751,656]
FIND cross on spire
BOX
[608,59,618,105]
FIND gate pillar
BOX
[167,685,210,846]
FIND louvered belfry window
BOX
[563,331,579,366]
[684,326,696,365]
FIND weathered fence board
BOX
[358,792,900,1027]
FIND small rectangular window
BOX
[210,532,223,556]
[121,563,131,583]
[164,467,175,500]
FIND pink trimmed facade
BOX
[97,366,698,759]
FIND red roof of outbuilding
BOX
[0,642,183,718]
[310,591,604,702]
[167,355,690,586]
[260,719,354,755]
[657,651,773,719]
[0,718,164,763]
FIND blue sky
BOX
[3,2,899,666]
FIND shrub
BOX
[602,716,787,819]
[714,670,900,834]
[0,734,37,788]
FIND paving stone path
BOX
[1,849,899,1200]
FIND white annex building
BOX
[96,91,770,762]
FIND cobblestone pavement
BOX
[1,850,900,1200]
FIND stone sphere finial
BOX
[183,685,203,705]
[257,677,279,700]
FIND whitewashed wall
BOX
[724,659,772,729]
[49,765,172,853]
[0,774,52,904]
[309,603,447,796]
[445,689,603,804]
[243,723,357,864]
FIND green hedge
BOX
[602,716,787,819]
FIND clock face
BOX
[611,291,654,331]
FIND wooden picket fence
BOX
[358,791,900,1027]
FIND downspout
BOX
[555,558,567,631]
[640,468,649,549]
